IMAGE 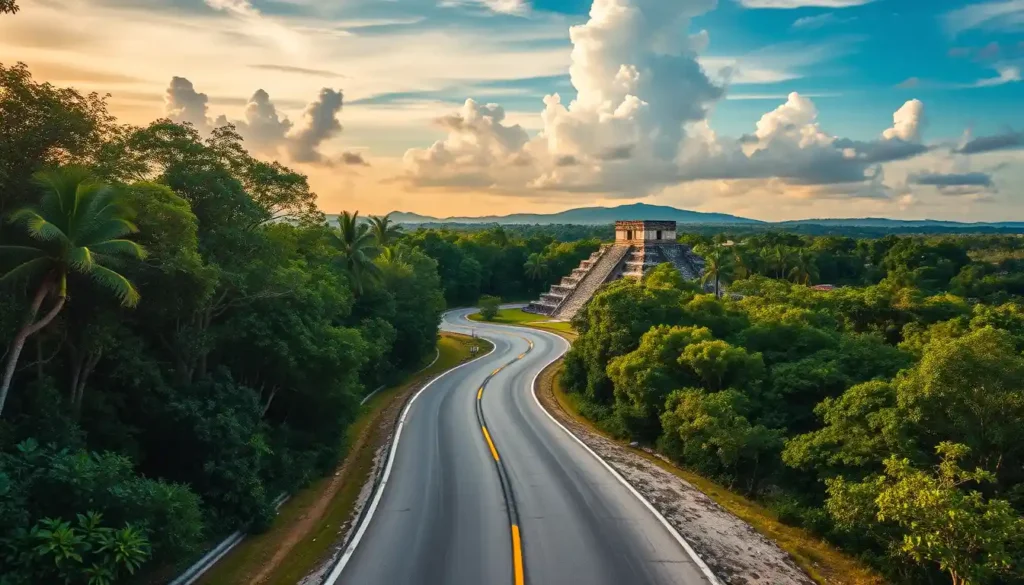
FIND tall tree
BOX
[330,211,380,295]
[377,246,408,268]
[827,443,1024,585]
[0,167,145,416]
[369,213,402,248]
[523,253,548,282]
[789,250,820,285]
[1,0,18,14]
[0,63,116,215]
[770,245,791,279]
[699,245,732,298]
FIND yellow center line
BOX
[482,426,500,461]
[492,367,502,376]
[512,524,524,585]
[518,353,526,360]
[477,387,483,400]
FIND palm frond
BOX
[88,265,141,307]
[76,218,139,246]
[69,247,96,272]
[71,183,123,239]
[0,257,51,286]
[34,166,93,216]
[88,239,147,261]
[8,208,71,245]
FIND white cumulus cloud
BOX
[214,89,294,153]
[399,0,936,200]
[164,78,345,165]
[883,98,925,142]
[165,77,211,130]
[403,0,723,194]
[286,88,345,164]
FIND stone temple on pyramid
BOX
[524,220,705,321]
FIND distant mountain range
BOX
[387,203,761,225]
[777,217,1024,228]
[376,203,1024,229]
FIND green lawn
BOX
[468,308,576,334]
[196,333,492,585]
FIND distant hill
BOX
[778,217,1024,229]
[387,203,762,225]
[325,204,1023,231]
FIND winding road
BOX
[327,309,714,585]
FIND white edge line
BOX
[486,322,725,585]
[322,318,498,585]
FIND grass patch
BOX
[196,333,492,585]
[468,308,576,335]
[547,362,884,585]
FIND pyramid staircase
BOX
[525,246,612,317]
[523,219,706,322]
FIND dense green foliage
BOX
[564,233,1024,583]
[402,227,600,306]
[0,63,445,581]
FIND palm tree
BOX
[369,213,402,248]
[330,211,380,295]
[699,245,733,299]
[377,246,410,269]
[0,167,146,417]
[788,250,820,285]
[766,245,791,279]
[523,253,548,282]
[732,249,754,280]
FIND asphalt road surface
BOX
[332,309,713,585]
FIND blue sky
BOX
[696,0,1023,139]
[327,0,1024,150]
[1,0,1022,220]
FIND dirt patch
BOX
[535,360,814,585]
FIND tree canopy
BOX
[0,64,445,582]
[563,237,1024,583]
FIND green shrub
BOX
[478,295,501,321]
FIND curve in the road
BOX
[451,312,721,585]
[327,309,719,585]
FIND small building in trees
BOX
[525,220,704,320]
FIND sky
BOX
[1,0,1023,222]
